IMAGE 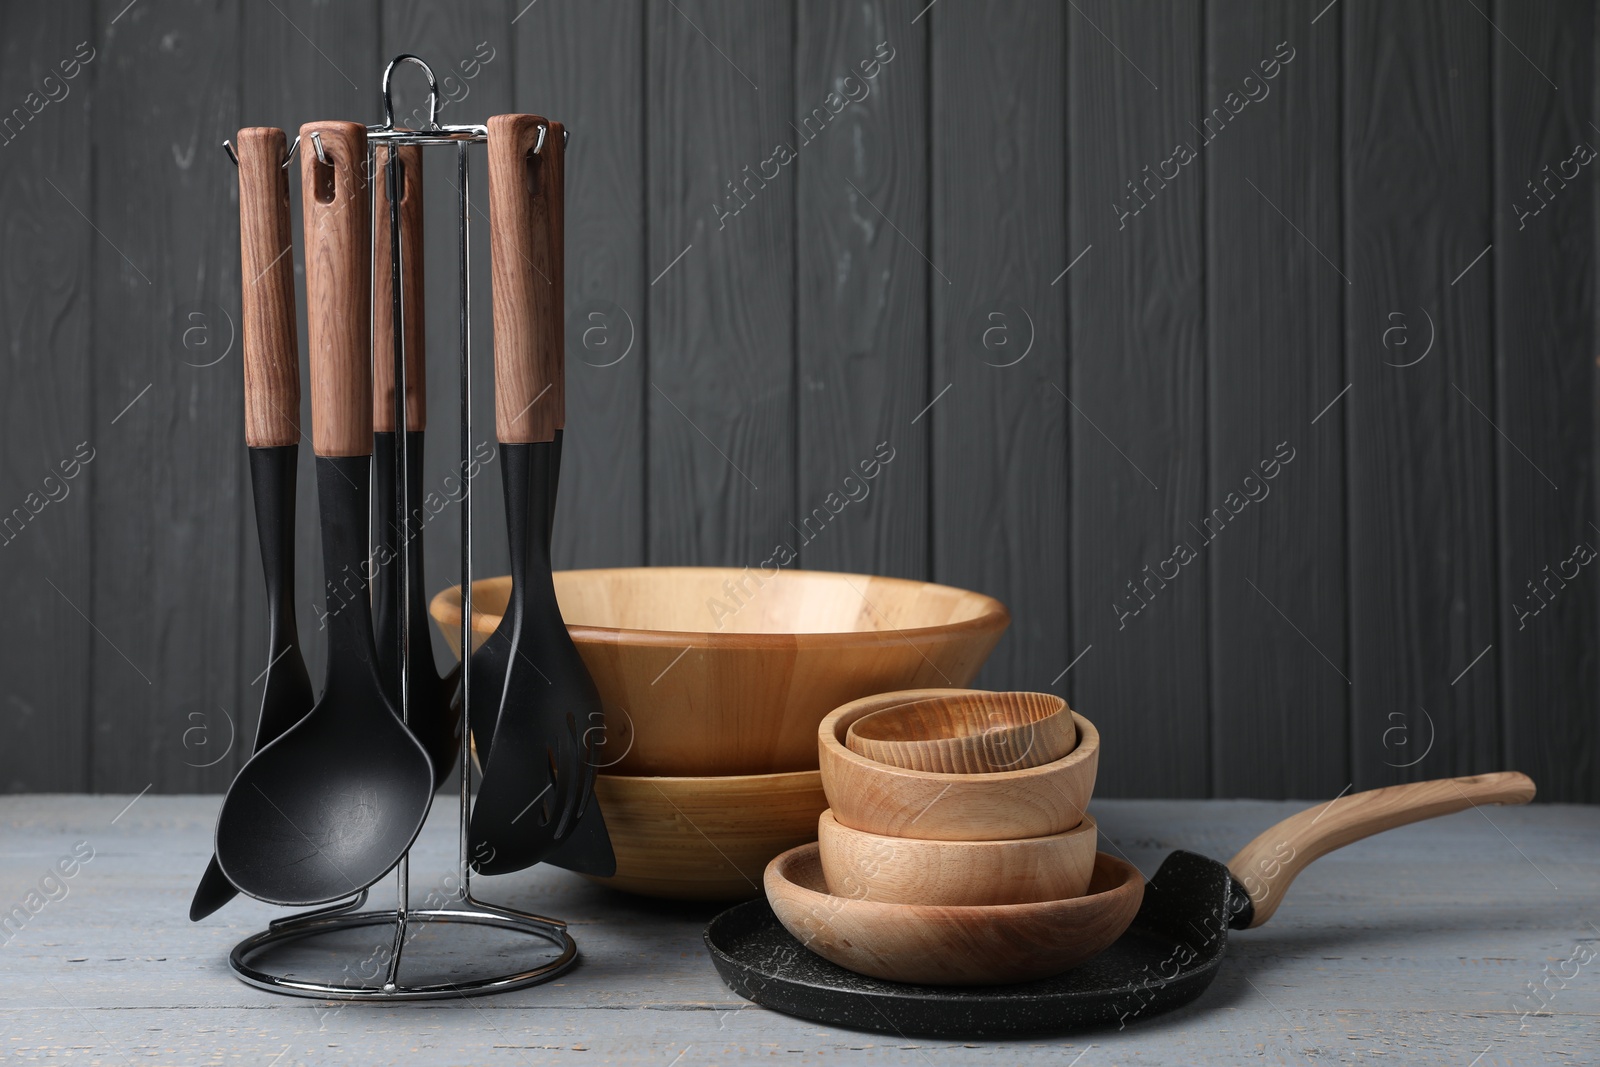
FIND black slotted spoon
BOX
[468,115,612,877]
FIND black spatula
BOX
[191,127,316,922]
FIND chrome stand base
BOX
[229,904,577,1001]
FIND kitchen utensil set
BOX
[199,52,1540,1029]
[200,54,606,1001]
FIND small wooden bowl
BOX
[817,810,1098,906]
[845,691,1077,773]
[819,690,1099,841]
[766,843,1143,985]
[581,770,827,901]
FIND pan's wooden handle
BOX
[487,114,562,443]
[237,127,299,449]
[1228,772,1536,928]
[299,121,372,458]
[373,142,426,433]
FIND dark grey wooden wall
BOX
[2,1,1595,801]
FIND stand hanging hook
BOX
[381,54,442,132]
[310,131,328,165]
[222,133,303,169]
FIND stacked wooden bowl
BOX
[765,688,1143,985]
[432,569,1009,900]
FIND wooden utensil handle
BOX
[1227,771,1536,928]
[373,142,426,433]
[487,114,562,443]
[237,127,299,448]
[299,121,372,457]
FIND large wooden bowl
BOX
[819,690,1098,841]
[817,810,1097,906]
[430,568,1008,776]
[766,843,1143,985]
[580,770,827,901]
[846,690,1077,773]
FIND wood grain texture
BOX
[239,0,378,761]
[1228,772,1535,927]
[0,3,94,791]
[0,4,1595,801]
[372,142,426,433]
[298,120,371,458]
[931,2,1069,707]
[511,0,646,569]
[768,844,1142,985]
[1345,0,1500,790]
[845,690,1076,774]
[4,796,1596,1061]
[88,0,242,792]
[487,113,560,443]
[820,694,1098,841]
[1067,0,1208,798]
[1491,0,1598,803]
[795,1,928,579]
[582,770,826,901]
[1205,6,1348,798]
[647,0,795,565]
[817,809,1098,906]
[235,128,300,449]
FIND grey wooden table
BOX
[2,795,1595,1065]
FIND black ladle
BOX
[190,127,316,922]
[706,772,1536,1036]
[215,121,435,907]
[469,115,612,877]
[372,141,459,786]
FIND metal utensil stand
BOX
[225,55,577,1001]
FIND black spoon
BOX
[372,140,459,787]
[190,127,316,922]
[469,115,612,877]
[215,121,435,907]
[706,772,1536,1037]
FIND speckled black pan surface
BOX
[704,851,1240,1038]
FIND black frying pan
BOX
[705,772,1535,1037]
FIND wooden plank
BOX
[1492,0,1598,802]
[513,0,646,569]
[0,5,95,791]
[88,0,241,792]
[1345,0,1499,789]
[3,795,1596,1063]
[1205,8,1348,796]
[1066,1,1207,796]
[930,3,1067,701]
[382,1,514,656]
[237,0,377,772]
[646,1,794,566]
[795,1,927,579]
